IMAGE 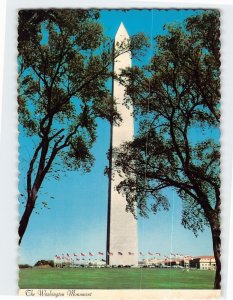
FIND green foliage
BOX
[18,10,110,145]
[114,10,220,236]
[18,10,148,175]
[18,9,149,244]
[34,260,54,267]
[19,264,32,269]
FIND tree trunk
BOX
[18,200,34,245]
[211,223,221,289]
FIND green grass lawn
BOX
[19,267,215,289]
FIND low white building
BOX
[190,256,216,270]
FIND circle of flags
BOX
[54,251,194,260]
[53,251,195,270]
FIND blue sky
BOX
[19,9,215,265]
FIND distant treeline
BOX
[19,260,54,269]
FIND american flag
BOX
[118,252,123,255]
[156,253,161,256]
[128,252,134,255]
[148,252,153,255]
[81,253,85,257]
[89,252,94,256]
[98,252,104,256]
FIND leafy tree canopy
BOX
[113,10,221,288]
[18,9,148,244]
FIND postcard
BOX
[17,8,221,299]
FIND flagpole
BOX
[170,191,175,268]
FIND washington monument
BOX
[106,23,138,266]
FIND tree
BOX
[18,9,148,245]
[113,11,221,288]
[34,260,54,267]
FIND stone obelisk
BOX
[106,23,138,266]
